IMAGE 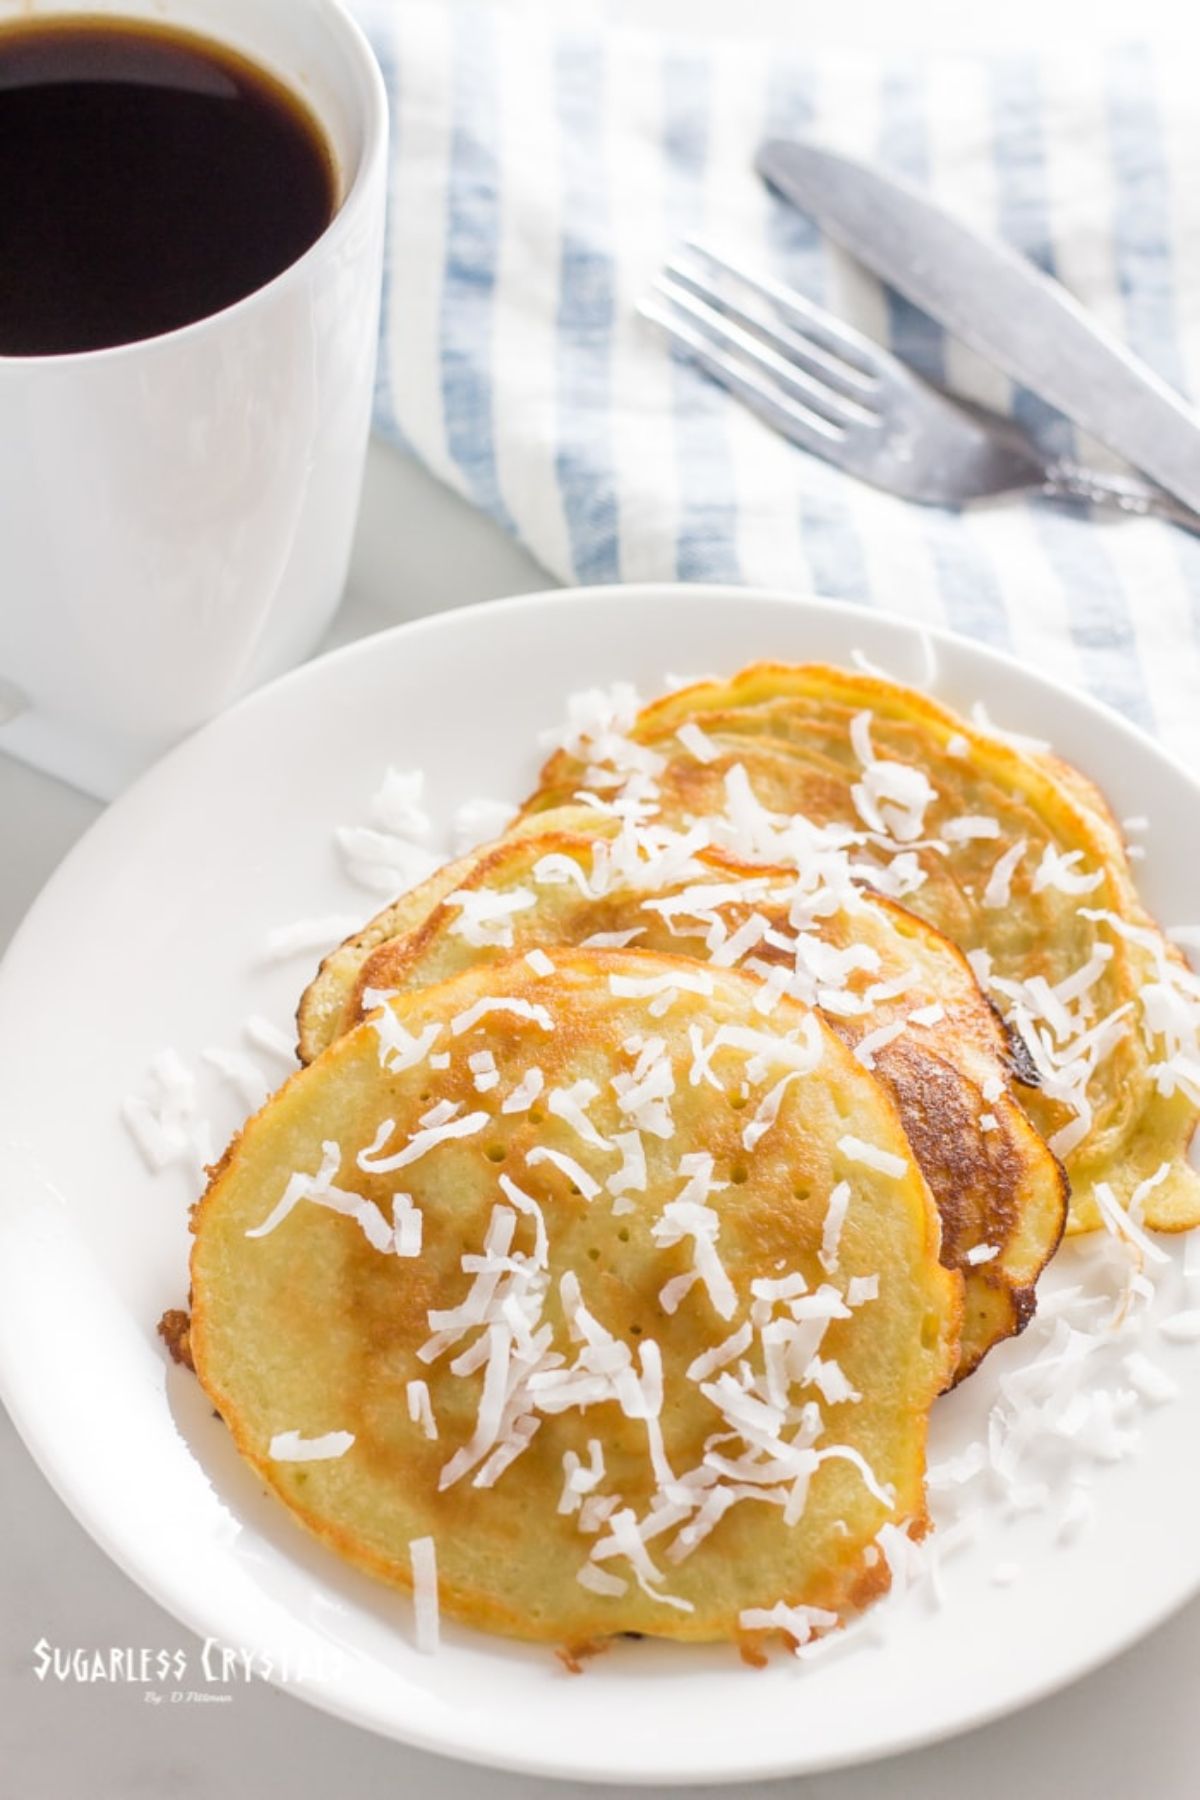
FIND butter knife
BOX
[757,138,1200,515]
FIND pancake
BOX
[327,830,1064,1380]
[526,663,1200,1236]
[190,950,960,1650]
[296,803,608,1065]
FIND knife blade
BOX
[757,137,1200,515]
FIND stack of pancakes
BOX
[180,663,1200,1659]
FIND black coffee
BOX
[0,17,337,356]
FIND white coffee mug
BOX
[0,0,387,798]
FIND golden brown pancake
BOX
[191,950,959,1650]
[296,804,607,1065]
[525,663,1199,1236]
[321,831,1063,1379]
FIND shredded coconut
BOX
[261,915,361,962]
[965,1244,999,1266]
[269,1429,354,1462]
[526,1145,601,1201]
[407,1380,438,1439]
[1160,1310,1200,1344]
[983,840,1027,908]
[837,1136,908,1179]
[409,1537,439,1653]
[502,1067,545,1114]
[677,721,719,763]
[451,796,518,854]
[451,996,555,1036]
[819,1182,852,1274]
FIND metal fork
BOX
[639,242,1200,535]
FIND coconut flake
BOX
[609,968,715,1000]
[607,1130,647,1204]
[197,1043,266,1128]
[850,709,878,768]
[677,721,718,763]
[1160,1310,1200,1343]
[1032,847,1104,896]
[659,1271,700,1314]
[269,1429,355,1462]
[838,1136,908,1179]
[1093,1182,1171,1267]
[407,1380,438,1439]
[742,1070,808,1152]
[612,1036,677,1138]
[652,1160,737,1319]
[547,1080,613,1152]
[437,1323,516,1490]
[244,1015,297,1064]
[451,997,554,1036]
[391,1193,423,1258]
[357,1110,489,1175]
[908,1003,946,1029]
[819,1181,852,1274]
[122,1050,213,1177]
[576,1562,628,1597]
[853,1022,906,1071]
[582,928,646,950]
[853,754,938,845]
[409,1537,439,1653]
[368,1012,444,1077]
[589,1508,694,1612]
[686,1322,753,1383]
[1124,1351,1179,1404]
[445,885,537,949]
[738,1601,838,1648]
[247,1140,396,1253]
[1056,1486,1094,1545]
[502,1066,545,1114]
[261,915,361,962]
[805,1358,861,1405]
[966,1243,1000,1266]
[468,1050,500,1093]
[558,1441,606,1515]
[942,815,1001,843]
[533,853,599,898]
[815,1444,895,1508]
[336,828,440,897]
[419,1206,519,1358]
[451,796,518,854]
[526,1145,601,1201]
[983,841,1027,909]
[970,703,1050,754]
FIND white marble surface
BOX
[5,0,1200,1792]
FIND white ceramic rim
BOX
[0,0,388,368]
[1,583,1198,1785]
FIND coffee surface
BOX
[0,17,337,356]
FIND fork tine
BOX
[637,296,852,462]
[651,274,872,433]
[684,238,884,380]
[664,253,880,410]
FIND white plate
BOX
[1,584,1198,1787]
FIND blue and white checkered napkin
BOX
[351,0,1200,760]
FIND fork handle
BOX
[1041,460,1200,536]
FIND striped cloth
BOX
[351,0,1200,760]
